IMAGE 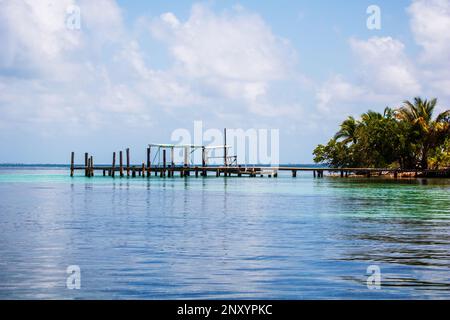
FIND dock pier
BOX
[69,134,449,179]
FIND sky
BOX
[0,0,449,164]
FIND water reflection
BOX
[0,169,449,299]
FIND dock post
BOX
[112,152,116,178]
[313,170,316,178]
[126,148,130,176]
[89,157,93,177]
[70,152,74,177]
[195,166,199,177]
[84,152,88,177]
[90,156,94,177]
[202,146,206,176]
[292,170,297,178]
[224,128,227,167]
[119,151,124,177]
[162,149,166,177]
[142,163,145,177]
[103,170,106,176]
[132,167,136,177]
[86,157,90,177]
[147,147,151,177]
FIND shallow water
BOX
[0,167,449,299]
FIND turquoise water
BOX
[0,167,450,299]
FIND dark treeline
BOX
[313,97,450,170]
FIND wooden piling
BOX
[147,147,151,177]
[119,151,124,177]
[90,156,94,177]
[163,150,166,177]
[313,170,316,178]
[292,170,297,177]
[126,148,130,176]
[224,128,227,167]
[112,152,116,178]
[132,167,136,177]
[86,157,90,177]
[84,152,88,177]
[202,146,207,176]
[70,152,74,177]
[195,166,199,177]
[142,163,145,177]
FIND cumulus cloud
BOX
[349,37,420,94]
[408,0,450,63]
[0,0,304,140]
[317,0,450,115]
[149,4,298,110]
[408,0,450,100]
[0,0,80,77]
[317,37,420,113]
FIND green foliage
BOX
[313,97,450,169]
[428,138,450,169]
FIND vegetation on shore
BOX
[313,97,450,170]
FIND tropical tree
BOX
[313,97,450,170]
[396,97,450,169]
[334,116,359,145]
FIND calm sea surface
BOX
[0,166,449,299]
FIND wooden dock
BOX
[70,151,449,179]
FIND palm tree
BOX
[396,97,450,169]
[334,116,359,145]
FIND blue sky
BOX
[0,0,449,164]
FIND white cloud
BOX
[408,0,450,101]
[349,37,420,95]
[316,75,366,113]
[0,0,80,77]
[150,4,298,111]
[0,1,304,139]
[408,0,450,63]
[317,36,420,113]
